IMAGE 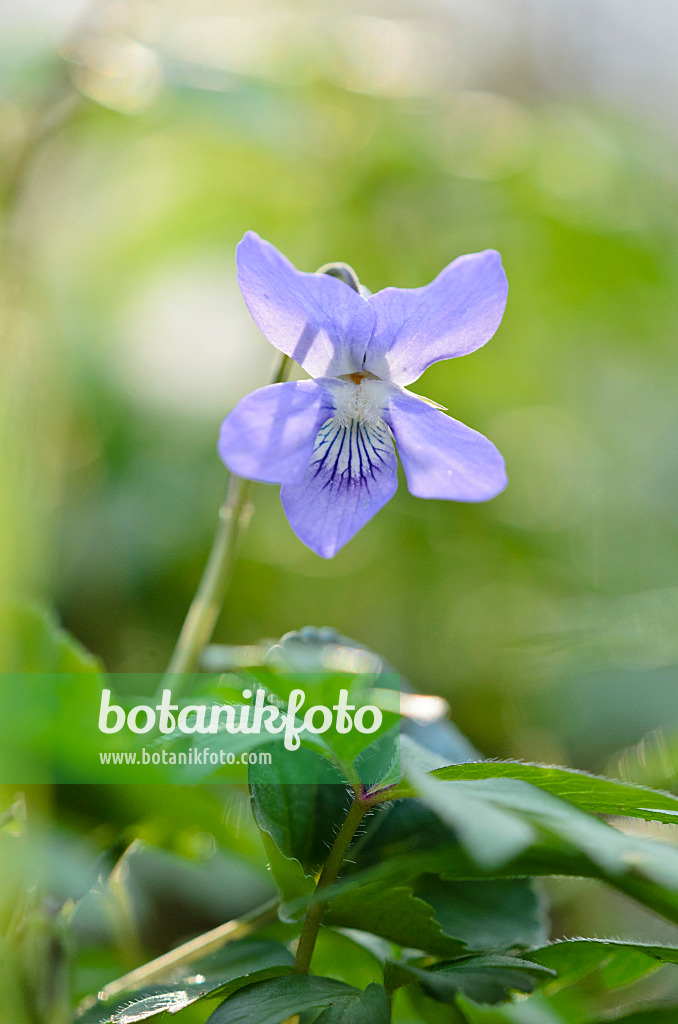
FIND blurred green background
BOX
[4,0,678,1016]
[2,0,678,771]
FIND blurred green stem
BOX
[163,354,291,685]
[83,898,278,1007]
[163,475,254,679]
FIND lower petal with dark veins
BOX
[280,415,398,558]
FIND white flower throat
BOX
[308,376,393,489]
[332,376,390,428]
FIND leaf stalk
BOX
[292,787,378,976]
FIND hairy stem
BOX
[293,790,371,975]
[163,353,291,686]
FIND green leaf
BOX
[0,605,107,784]
[314,982,390,1023]
[206,974,378,1024]
[402,764,678,901]
[404,765,536,869]
[384,954,555,1005]
[416,878,549,951]
[310,929,385,990]
[313,808,678,931]
[526,938,678,992]
[0,936,32,1024]
[0,603,103,673]
[324,883,466,957]
[249,747,350,872]
[411,761,678,827]
[259,828,315,921]
[75,939,294,1023]
[598,1008,678,1024]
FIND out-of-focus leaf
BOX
[384,954,555,1005]
[598,1008,678,1024]
[75,939,294,1023]
[0,603,103,674]
[0,605,109,786]
[309,929,385,990]
[206,974,376,1024]
[610,729,678,793]
[526,939,678,992]
[116,842,274,947]
[0,936,32,1024]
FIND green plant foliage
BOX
[249,747,350,870]
[10,630,678,1024]
[384,954,555,1005]
[527,939,678,991]
[258,829,315,915]
[313,982,391,1024]
[394,763,678,916]
[407,761,678,825]
[0,603,103,674]
[309,929,385,990]
[415,878,549,951]
[205,976,389,1024]
[599,1009,678,1024]
[5,1,678,1017]
[323,883,466,957]
[75,939,294,1024]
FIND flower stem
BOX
[163,354,291,688]
[163,474,253,680]
[293,789,371,975]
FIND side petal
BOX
[281,416,398,558]
[385,387,507,501]
[237,232,374,378]
[364,250,508,385]
[218,379,333,484]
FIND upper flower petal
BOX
[218,379,333,484]
[236,232,374,378]
[384,386,507,501]
[281,409,398,558]
[364,250,508,385]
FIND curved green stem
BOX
[163,473,254,680]
[162,354,291,689]
[293,789,372,975]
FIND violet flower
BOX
[218,232,508,558]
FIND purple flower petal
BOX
[218,379,333,484]
[385,386,507,501]
[281,413,398,558]
[364,250,508,385]
[236,232,374,378]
